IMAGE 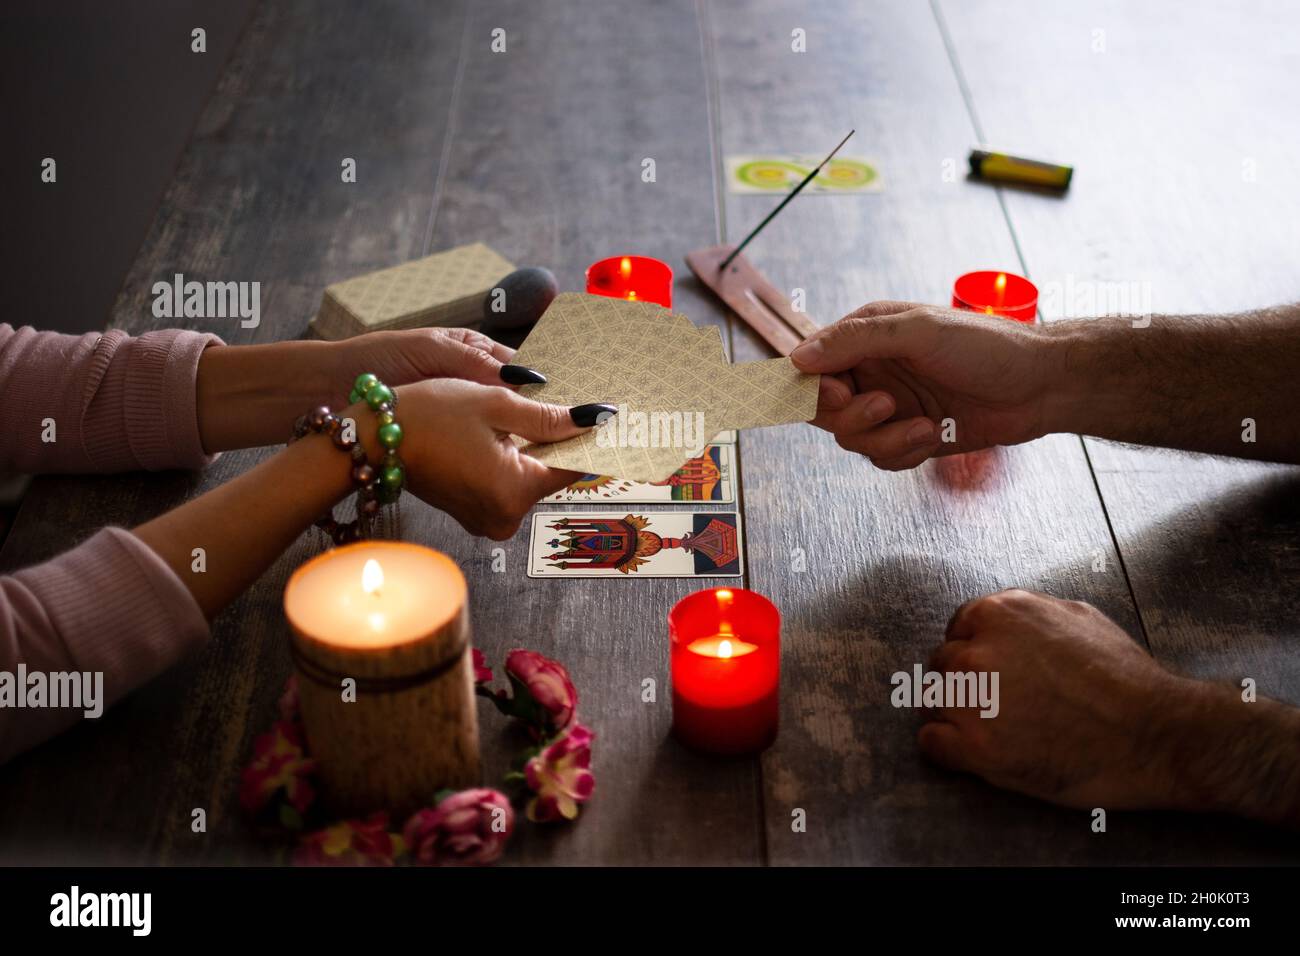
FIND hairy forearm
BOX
[1041,306,1300,462]
[1159,678,1300,828]
[195,339,349,452]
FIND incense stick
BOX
[718,129,855,271]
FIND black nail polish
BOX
[500,364,547,385]
[570,403,618,427]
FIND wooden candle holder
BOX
[285,543,480,817]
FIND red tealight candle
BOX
[585,255,673,309]
[952,269,1037,322]
[670,587,779,755]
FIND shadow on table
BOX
[769,502,1300,864]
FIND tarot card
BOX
[512,293,815,482]
[543,444,736,504]
[527,511,744,578]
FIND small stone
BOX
[481,267,558,333]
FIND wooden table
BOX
[2,0,1298,865]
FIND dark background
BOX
[1,1,257,335]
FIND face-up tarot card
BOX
[527,511,744,578]
[542,444,736,504]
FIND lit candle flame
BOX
[995,272,1007,292]
[718,639,734,659]
[362,558,384,596]
[619,256,632,277]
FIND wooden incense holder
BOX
[686,244,818,356]
[286,547,480,817]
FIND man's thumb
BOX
[791,312,921,373]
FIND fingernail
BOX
[864,395,892,422]
[791,339,823,364]
[500,364,547,385]
[907,420,936,445]
[570,403,618,427]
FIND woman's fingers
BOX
[484,389,614,444]
[443,327,516,365]
[404,328,514,385]
[515,455,585,502]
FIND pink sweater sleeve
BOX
[0,324,223,762]
[0,323,224,473]
[0,527,210,764]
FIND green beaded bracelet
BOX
[349,372,405,504]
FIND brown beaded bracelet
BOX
[290,405,383,546]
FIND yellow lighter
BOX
[968,148,1073,190]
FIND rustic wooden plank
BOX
[938,0,1300,855]
[704,0,1290,863]
[935,0,1300,858]
[0,0,471,864]
[414,0,761,865]
[936,0,1300,678]
[10,0,1291,869]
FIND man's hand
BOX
[795,300,1300,467]
[919,590,1187,809]
[791,302,1055,470]
[918,589,1300,827]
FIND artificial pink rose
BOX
[524,724,595,823]
[293,812,401,867]
[239,719,317,816]
[403,788,514,866]
[472,648,494,685]
[505,649,577,732]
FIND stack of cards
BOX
[513,293,815,482]
[520,293,817,580]
[312,242,515,340]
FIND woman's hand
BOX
[381,379,590,540]
[139,377,597,622]
[334,328,515,397]
[198,328,518,453]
